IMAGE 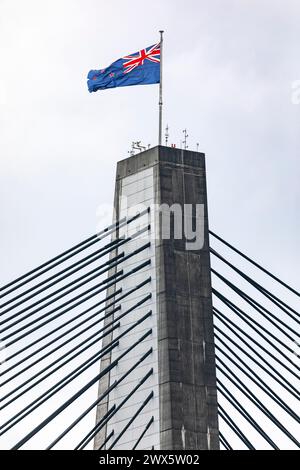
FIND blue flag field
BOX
[87,43,160,93]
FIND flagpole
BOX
[158,30,164,146]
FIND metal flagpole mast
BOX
[158,30,164,146]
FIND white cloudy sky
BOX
[1,0,299,284]
[1,0,299,450]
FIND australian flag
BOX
[87,43,160,93]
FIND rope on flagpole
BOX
[159,30,164,146]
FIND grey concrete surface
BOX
[94,146,219,450]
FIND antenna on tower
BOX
[165,124,169,146]
[182,129,189,150]
[196,143,199,152]
[128,142,135,156]
[128,141,149,155]
[132,141,146,152]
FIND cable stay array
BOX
[210,231,300,450]
[0,221,298,450]
[1,210,156,450]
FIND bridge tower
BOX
[94,146,219,450]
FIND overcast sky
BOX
[1,0,299,450]
[1,0,299,285]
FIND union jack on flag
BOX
[87,43,160,93]
[123,44,160,74]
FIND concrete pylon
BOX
[94,146,219,450]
